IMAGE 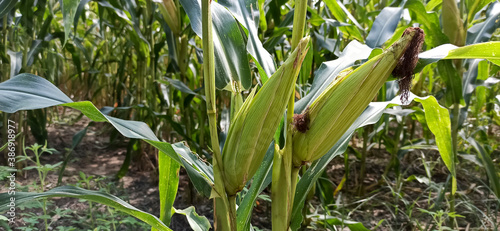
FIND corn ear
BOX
[159,0,180,35]
[292,28,424,167]
[222,37,310,195]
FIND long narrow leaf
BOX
[0,74,214,197]
[179,0,252,91]
[0,186,171,231]
[366,7,403,48]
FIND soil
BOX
[1,109,499,230]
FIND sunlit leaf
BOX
[0,186,171,230]
[414,96,455,193]
[156,153,180,228]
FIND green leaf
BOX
[365,7,403,48]
[169,142,214,197]
[7,50,22,78]
[442,0,465,46]
[426,0,442,11]
[0,74,214,198]
[414,96,455,192]
[447,42,500,59]
[308,215,370,231]
[60,0,81,45]
[323,0,364,41]
[437,60,463,107]
[0,186,171,230]
[0,0,17,18]
[174,206,211,231]
[0,74,72,112]
[218,0,276,81]
[466,137,500,198]
[418,42,500,68]
[157,153,180,228]
[405,0,448,47]
[179,0,252,91]
[466,1,500,45]
[467,0,495,24]
[236,144,273,230]
[158,78,205,100]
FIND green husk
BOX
[292,28,424,167]
[222,37,310,196]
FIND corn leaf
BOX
[179,0,252,91]
[0,73,214,197]
[174,206,211,231]
[466,1,500,45]
[0,0,17,18]
[323,0,364,41]
[405,0,448,47]
[366,7,403,48]
[61,0,81,45]
[219,0,276,81]
[156,152,180,228]
[0,186,171,231]
[466,137,500,198]
[418,41,500,68]
[414,96,456,193]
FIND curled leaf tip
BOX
[392,27,425,103]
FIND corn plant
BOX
[1,0,500,230]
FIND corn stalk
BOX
[201,0,233,230]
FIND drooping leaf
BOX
[0,186,171,230]
[366,7,404,48]
[0,74,214,198]
[414,96,455,193]
[170,142,214,197]
[7,50,22,78]
[158,78,205,100]
[218,0,276,81]
[466,137,500,198]
[418,42,500,68]
[174,206,211,231]
[61,0,81,45]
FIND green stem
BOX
[202,0,233,230]
[449,104,459,228]
[272,143,292,231]
[271,0,308,229]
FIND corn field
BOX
[0,0,500,230]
